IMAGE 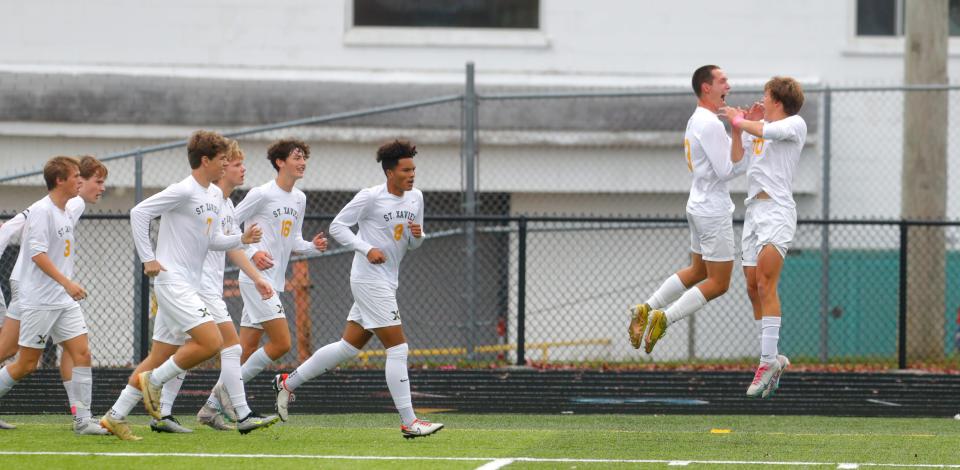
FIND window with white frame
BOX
[856,0,960,36]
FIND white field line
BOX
[1,452,960,468]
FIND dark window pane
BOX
[354,0,539,29]
[857,0,897,36]
[950,0,960,36]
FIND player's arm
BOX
[701,123,739,181]
[329,189,375,257]
[761,116,805,142]
[32,253,86,301]
[130,184,186,276]
[407,192,425,251]
[26,211,85,300]
[723,107,764,138]
[0,211,27,254]
[233,187,272,266]
[226,249,274,299]
[209,219,248,251]
[292,197,327,254]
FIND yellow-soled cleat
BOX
[628,304,650,349]
[139,371,163,420]
[643,309,668,354]
[100,415,143,441]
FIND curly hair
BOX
[187,130,230,169]
[77,155,108,179]
[267,138,310,171]
[224,139,245,162]
[43,156,80,190]
[765,76,805,116]
[376,139,417,172]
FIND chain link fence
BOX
[1,72,958,370]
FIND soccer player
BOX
[149,140,281,433]
[0,157,105,435]
[272,139,443,439]
[233,139,326,386]
[629,65,747,354]
[722,76,806,398]
[100,130,272,441]
[0,156,109,433]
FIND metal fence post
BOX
[819,87,832,363]
[898,222,908,369]
[132,150,149,362]
[462,62,479,359]
[516,217,527,366]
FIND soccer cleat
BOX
[236,411,280,435]
[197,404,235,431]
[212,382,237,422]
[401,419,444,439]
[100,414,143,441]
[0,419,16,430]
[74,417,110,435]
[643,309,668,354]
[761,355,790,399]
[150,415,193,433]
[628,304,650,349]
[273,373,294,422]
[139,370,163,420]
[746,359,783,398]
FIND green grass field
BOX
[0,414,958,469]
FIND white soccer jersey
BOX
[234,180,317,292]
[6,196,85,283]
[745,115,807,209]
[683,106,745,217]
[130,175,242,287]
[200,188,239,297]
[15,196,78,310]
[329,183,424,289]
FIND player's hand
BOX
[720,106,745,126]
[366,247,386,264]
[143,260,166,277]
[254,277,274,300]
[313,232,328,252]
[64,280,87,301]
[745,101,764,121]
[408,222,422,238]
[242,223,262,244]
[252,251,274,270]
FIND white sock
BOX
[385,343,416,427]
[218,345,251,418]
[761,316,781,363]
[108,384,142,420]
[664,287,708,325]
[72,367,93,420]
[159,372,186,417]
[0,367,18,399]
[63,380,77,415]
[150,357,186,386]
[645,274,687,310]
[285,340,359,391]
[205,382,222,410]
[241,347,275,383]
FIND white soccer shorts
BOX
[687,212,736,262]
[3,280,22,324]
[741,199,797,267]
[17,304,87,349]
[239,282,286,329]
[346,282,402,330]
[199,293,233,325]
[152,282,216,346]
